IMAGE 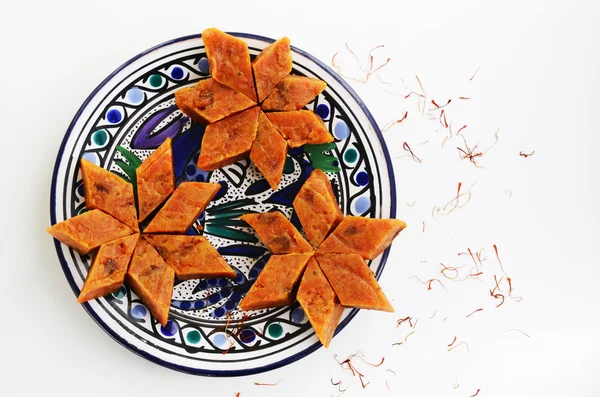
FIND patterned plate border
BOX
[49,32,397,376]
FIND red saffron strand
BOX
[422,221,426,233]
[386,380,392,391]
[429,310,437,319]
[456,125,467,136]
[466,308,484,318]
[382,111,408,132]
[493,244,510,288]
[519,150,535,158]
[448,336,457,347]
[447,341,470,352]
[402,141,423,163]
[459,96,471,100]
[469,67,480,81]
[470,389,481,397]
[235,393,240,397]
[396,316,411,327]
[331,379,342,386]
[254,380,283,386]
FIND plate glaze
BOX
[50,33,396,376]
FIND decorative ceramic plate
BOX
[50,33,396,376]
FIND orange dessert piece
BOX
[266,110,333,148]
[262,75,327,111]
[126,238,174,326]
[239,252,312,311]
[47,209,133,255]
[77,234,140,303]
[144,182,220,233]
[202,27,257,102]
[318,216,407,260]
[249,111,288,190]
[316,253,393,312]
[80,159,139,232]
[296,257,344,348]
[252,37,292,102]
[174,78,255,124]
[293,169,344,247]
[144,234,236,280]
[197,106,260,171]
[136,138,175,222]
[241,212,312,254]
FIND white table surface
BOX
[2,0,599,395]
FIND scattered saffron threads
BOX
[404,330,415,342]
[491,275,504,295]
[408,317,414,328]
[382,111,408,132]
[334,352,376,389]
[456,130,499,168]
[454,378,460,389]
[441,136,450,148]
[331,44,391,84]
[466,308,484,318]
[493,244,511,293]
[405,91,425,99]
[456,125,468,136]
[387,369,397,377]
[422,221,426,233]
[413,318,419,329]
[519,150,535,158]
[392,341,404,346]
[447,341,470,352]
[415,75,427,114]
[377,74,394,86]
[502,329,531,338]
[396,316,412,327]
[505,189,513,198]
[459,96,471,100]
[331,379,342,386]
[361,357,385,367]
[475,248,488,267]
[419,140,430,145]
[470,272,483,278]
[429,310,437,320]
[401,141,423,163]
[493,293,505,307]
[410,276,449,293]
[469,67,480,81]
[236,393,240,397]
[448,336,457,347]
[431,99,452,108]
[431,181,475,219]
[386,380,392,392]
[406,201,417,207]
[254,379,283,386]
[470,389,481,397]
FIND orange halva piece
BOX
[241,212,312,254]
[296,257,344,348]
[145,234,236,280]
[203,27,257,102]
[318,216,407,260]
[239,252,313,311]
[126,238,174,326]
[174,78,255,124]
[136,138,175,222]
[80,159,139,232]
[47,209,133,255]
[78,234,140,303]
[144,182,220,233]
[250,111,288,190]
[266,110,333,148]
[197,106,260,171]
[316,253,394,312]
[293,169,344,247]
[252,37,292,102]
[262,75,327,111]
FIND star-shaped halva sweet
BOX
[174,27,331,190]
[48,138,236,326]
[239,169,407,347]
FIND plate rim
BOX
[49,32,397,377]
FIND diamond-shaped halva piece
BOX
[136,138,175,222]
[252,37,292,102]
[266,110,333,148]
[262,75,327,111]
[249,111,288,190]
[241,211,312,254]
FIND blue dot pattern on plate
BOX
[316,104,330,119]
[356,171,369,186]
[291,307,305,323]
[212,333,227,348]
[240,329,256,344]
[171,66,184,80]
[354,196,371,214]
[198,58,210,74]
[126,87,144,105]
[334,120,349,140]
[161,320,178,337]
[130,304,147,319]
[106,108,122,124]
[213,307,226,318]
[77,184,85,197]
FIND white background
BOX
[1,0,599,396]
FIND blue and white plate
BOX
[50,33,396,376]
